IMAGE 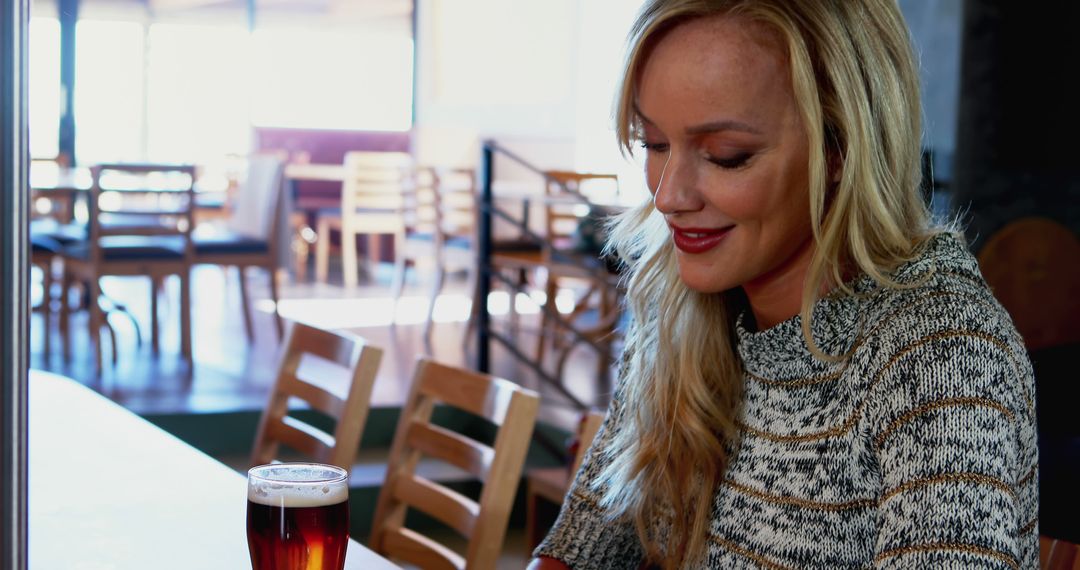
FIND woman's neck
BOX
[741,237,818,330]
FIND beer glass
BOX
[247,463,350,570]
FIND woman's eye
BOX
[639,141,669,153]
[706,152,753,169]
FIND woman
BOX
[530,1,1038,568]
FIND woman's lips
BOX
[669,225,733,254]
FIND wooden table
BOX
[29,370,399,570]
[29,163,226,224]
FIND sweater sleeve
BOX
[531,382,644,569]
[866,332,1038,569]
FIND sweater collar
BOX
[733,232,974,376]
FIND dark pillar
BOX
[57,0,77,165]
[0,0,30,566]
[952,2,1080,248]
[954,3,1080,544]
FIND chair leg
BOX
[537,277,559,364]
[60,269,71,362]
[423,263,446,340]
[269,266,284,340]
[291,212,311,282]
[88,277,103,373]
[104,317,119,365]
[315,218,331,284]
[342,230,359,288]
[180,269,192,362]
[461,265,479,354]
[41,259,53,359]
[150,276,161,355]
[390,256,408,303]
[237,266,255,342]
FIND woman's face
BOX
[636,14,815,297]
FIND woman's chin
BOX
[676,267,733,294]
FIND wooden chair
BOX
[391,167,477,339]
[977,217,1080,351]
[250,321,384,471]
[487,171,622,382]
[315,151,413,287]
[524,410,605,549]
[369,358,540,570]
[30,234,61,358]
[1041,535,1080,570]
[193,153,287,341]
[59,163,197,371]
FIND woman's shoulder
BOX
[857,231,1022,349]
[850,231,1034,408]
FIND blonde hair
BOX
[598,1,934,567]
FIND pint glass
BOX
[247,463,350,570]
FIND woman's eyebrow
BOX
[633,104,761,135]
[685,120,762,136]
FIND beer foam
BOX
[248,464,349,508]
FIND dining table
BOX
[29,162,227,224]
[29,369,399,569]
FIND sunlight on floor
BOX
[255,291,579,329]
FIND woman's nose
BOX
[651,152,702,216]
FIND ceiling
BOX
[147,0,412,17]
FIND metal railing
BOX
[475,139,624,412]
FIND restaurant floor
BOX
[29,260,616,565]
[29,261,613,424]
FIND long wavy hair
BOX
[596,1,934,567]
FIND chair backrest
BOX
[542,171,619,250]
[341,152,414,234]
[402,166,440,239]
[226,153,286,242]
[250,322,383,471]
[569,410,606,475]
[370,358,540,570]
[1041,535,1080,570]
[89,163,198,265]
[434,167,478,248]
[976,217,1080,351]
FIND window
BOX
[249,28,413,131]
[146,23,251,163]
[74,19,146,164]
[28,17,60,159]
[29,9,415,165]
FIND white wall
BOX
[414,0,646,196]
[413,0,579,171]
[415,0,958,198]
[898,0,963,163]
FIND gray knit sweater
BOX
[535,233,1038,569]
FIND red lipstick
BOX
[669,225,732,254]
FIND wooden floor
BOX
[29,260,619,432]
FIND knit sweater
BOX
[535,233,1039,569]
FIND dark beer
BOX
[247,463,350,570]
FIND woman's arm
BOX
[527,556,571,570]
[867,333,1038,569]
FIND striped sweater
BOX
[535,233,1039,569]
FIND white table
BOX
[29,370,399,569]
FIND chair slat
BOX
[250,322,382,472]
[280,374,345,420]
[415,361,520,426]
[267,415,333,460]
[369,357,539,570]
[382,527,464,570]
[406,421,493,480]
[287,326,362,368]
[392,473,479,539]
[1041,535,1080,570]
